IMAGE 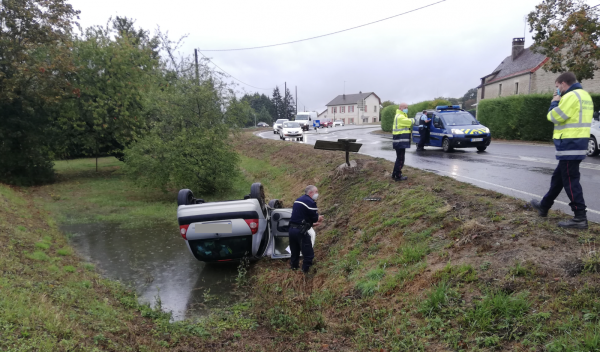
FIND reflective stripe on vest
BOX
[556,150,587,156]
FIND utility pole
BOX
[295,86,297,116]
[194,49,200,85]
[284,82,287,120]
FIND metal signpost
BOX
[314,139,362,167]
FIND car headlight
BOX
[483,127,490,133]
[451,129,464,135]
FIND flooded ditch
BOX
[61,222,244,321]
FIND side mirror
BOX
[309,118,311,121]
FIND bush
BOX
[381,105,398,132]
[408,101,431,120]
[477,94,600,141]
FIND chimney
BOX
[343,94,345,100]
[512,37,525,60]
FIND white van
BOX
[295,112,318,131]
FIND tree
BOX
[241,92,275,125]
[283,87,296,120]
[257,106,272,124]
[272,86,283,120]
[528,0,600,80]
[0,0,80,185]
[382,100,396,109]
[58,17,160,167]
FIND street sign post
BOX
[314,139,362,166]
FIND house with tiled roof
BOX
[325,92,381,125]
[477,37,600,104]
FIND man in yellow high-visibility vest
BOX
[391,103,414,181]
[530,72,593,229]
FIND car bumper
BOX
[284,134,302,137]
[449,136,491,148]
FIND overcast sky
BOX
[68,0,577,111]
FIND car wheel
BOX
[250,183,267,217]
[476,146,487,152]
[268,199,283,210]
[588,136,600,156]
[177,189,194,206]
[273,131,276,134]
[442,137,453,152]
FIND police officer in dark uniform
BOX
[417,110,431,151]
[289,185,324,273]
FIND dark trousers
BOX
[392,148,406,177]
[541,160,586,212]
[417,128,430,149]
[289,228,314,272]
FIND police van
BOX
[412,105,491,152]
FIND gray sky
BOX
[69,0,561,111]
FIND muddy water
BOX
[61,222,241,321]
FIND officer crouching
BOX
[289,185,324,274]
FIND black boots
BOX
[558,210,588,229]
[530,199,548,217]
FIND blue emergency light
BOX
[436,105,462,111]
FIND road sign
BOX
[314,139,362,166]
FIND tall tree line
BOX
[240,86,296,126]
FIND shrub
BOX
[477,94,600,141]
[381,105,398,132]
[407,101,431,120]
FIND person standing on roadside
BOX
[530,72,593,229]
[289,185,324,274]
[417,110,431,151]
[391,103,414,181]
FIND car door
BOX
[269,209,293,259]
[412,113,422,145]
[430,115,444,147]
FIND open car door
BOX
[268,209,315,259]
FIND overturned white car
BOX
[177,183,315,263]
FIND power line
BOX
[200,0,447,52]
[196,49,274,90]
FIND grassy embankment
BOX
[2,132,600,351]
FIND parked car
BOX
[412,105,491,152]
[176,184,315,263]
[295,112,317,131]
[272,119,289,134]
[333,120,344,127]
[320,119,333,128]
[588,112,600,156]
[257,122,269,127]
[278,121,303,141]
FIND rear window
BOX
[189,236,252,261]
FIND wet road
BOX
[258,126,600,223]
[62,223,241,321]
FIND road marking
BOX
[473,153,600,171]
[435,169,600,216]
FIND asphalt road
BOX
[258,125,600,223]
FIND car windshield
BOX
[296,115,309,120]
[442,112,479,126]
[283,122,300,128]
[276,119,288,124]
[189,237,252,261]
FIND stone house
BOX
[477,38,600,104]
[325,92,382,125]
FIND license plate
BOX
[195,222,232,234]
[471,138,483,142]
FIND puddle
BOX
[61,222,242,321]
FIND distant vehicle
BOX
[412,105,491,152]
[589,112,600,156]
[176,184,316,263]
[273,119,289,134]
[295,112,317,131]
[257,122,269,127]
[278,121,303,141]
[320,119,333,128]
[333,120,344,127]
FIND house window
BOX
[365,105,368,112]
[515,82,519,94]
[333,107,337,113]
[349,118,354,124]
[349,106,354,113]
[499,84,502,97]
[373,117,376,123]
[374,106,377,112]
[341,106,345,113]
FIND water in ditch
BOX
[61,222,243,321]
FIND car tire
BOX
[477,146,487,152]
[250,183,267,217]
[273,131,276,134]
[442,137,453,152]
[268,199,283,210]
[588,136,600,156]
[177,189,194,206]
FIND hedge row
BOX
[381,105,398,132]
[381,100,452,132]
[478,94,600,141]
